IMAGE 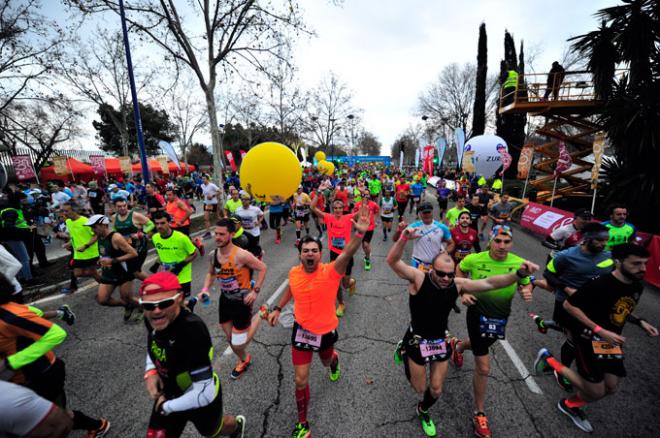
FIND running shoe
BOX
[58,305,76,326]
[394,340,404,365]
[123,305,134,322]
[336,303,346,317]
[383,235,387,241]
[348,278,356,296]
[294,239,300,248]
[533,348,553,375]
[229,415,246,438]
[86,418,110,438]
[291,422,311,438]
[557,399,593,433]
[230,354,252,380]
[259,304,269,320]
[275,238,281,244]
[61,286,77,295]
[473,412,491,438]
[416,403,437,437]
[449,337,463,368]
[329,360,341,382]
[364,258,372,271]
[554,370,574,392]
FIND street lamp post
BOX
[347,114,355,156]
[329,118,337,161]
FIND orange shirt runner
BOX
[288,262,342,334]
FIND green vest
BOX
[0,208,29,229]
[503,70,519,89]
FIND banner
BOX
[159,140,180,169]
[422,145,435,175]
[520,202,574,236]
[462,150,475,173]
[89,155,106,175]
[435,137,447,168]
[499,149,513,176]
[118,156,132,174]
[414,146,420,169]
[554,141,572,176]
[157,155,169,175]
[53,156,68,176]
[225,150,237,172]
[240,149,247,161]
[11,155,37,181]
[399,150,404,170]
[455,128,465,166]
[591,132,605,189]
[517,144,534,180]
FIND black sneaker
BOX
[229,415,246,438]
[58,305,76,325]
[230,354,251,380]
[557,398,593,433]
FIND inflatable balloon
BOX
[240,142,302,203]
[314,151,326,162]
[324,161,335,176]
[317,160,330,175]
[463,135,508,179]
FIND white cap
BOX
[84,214,110,226]
[107,184,118,190]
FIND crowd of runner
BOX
[0,162,655,438]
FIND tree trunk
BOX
[472,23,487,137]
[205,87,224,184]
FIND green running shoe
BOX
[364,258,372,271]
[291,422,311,438]
[329,362,341,382]
[394,340,404,365]
[416,404,437,436]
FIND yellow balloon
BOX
[240,142,302,203]
[325,161,335,176]
[314,151,326,162]
[317,160,329,174]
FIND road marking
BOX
[219,279,289,358]
[499,339,543,395]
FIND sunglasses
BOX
[139,293,181,311]
[434,270,455,279]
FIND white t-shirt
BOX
[201,182,220,205]
[0,381,54,438]
[235,205,263,237]
[51,191,71,207]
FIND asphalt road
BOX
[34,197,660,438]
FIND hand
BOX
[403,227,422,240]
[641,320,659,337]
[145,374,163,400]
[564,286,577,295]
[518,284,533,304]
[267,310,280,327]
[99,257,113,267]
[243,290,257,306]
[352,203,370,234]
[397,221,408,233]
[461,293,477,306]
[600,329,626,346]
[517,261,539,277]
[76,245,87,252]
[154,394,167,414]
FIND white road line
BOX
[499,339,543,395]
[219,279,289,358]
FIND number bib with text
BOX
[592,338,624,360]
[419,338,449,361]
[479,315,507,339]
[294,327,322,351]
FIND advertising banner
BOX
[520,202,574,236]
[11,155,37,181]
[89,155,106,175]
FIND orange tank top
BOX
[288,262,342,334]
[214,246,251,300]
[166,198,190,227]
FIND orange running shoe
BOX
[473,412,491,438]
[230,354,252,380]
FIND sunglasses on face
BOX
[139,293,180,311]
[434,270,455,279]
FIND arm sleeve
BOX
[7,324,67,370]
[145,353,155,372]
[162,373,216,413]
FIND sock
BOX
[72,411,102,431]
[330,352,339,373]
[546,356,565,373]
[295,385,310,424]
[420,388,439,411]
[383,229,387,237]
[296,230,301,239]
[565,394,587,409]
[69,273,78,290]
[560,340,575,367]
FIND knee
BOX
[96,296,108,305]
[294,374,308,389]
[411,381,426,394]
[429,383,443,397]
[475,360,490,377]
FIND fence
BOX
[0,147,104,180]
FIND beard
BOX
[620,265,644,282]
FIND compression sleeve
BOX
[27,306,44,317]
[7,324,66,370]
[143,220,155,233]
[161,367,216,413]
[145,353,155,372]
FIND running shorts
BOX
[363,230,374,243]
[572,329,626,383]
[218,293,252,330]
[71,257,99,269]
[402,327,452,366]
[329,250,353,276]
[291,321,338,365]
[466,308,502,356]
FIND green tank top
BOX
[114,211,146,252]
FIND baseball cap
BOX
[574,208,593,219]
[139,272,181,296]
[107,184,118,190]
[84,214,110,226]
[417,202,433,213]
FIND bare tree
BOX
[356,131,381,156]
[67,0,309,183]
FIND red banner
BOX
[240,149,247,161]
[520,202,574,236]
[225,150,237,172]
[554,141,572,176]
[422,145,435,176]
[11,155,37,181]
[89,155,106,175]
[644,235,660,288]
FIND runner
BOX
[445,196,469,229]
[488,192,513,227]
[352,190,380,271]
[380,189,397,241]
[0,273,111,437]
[198,218,267,380]
[201,174,223,238]
[387,230,537,437]
[409,178,425,214]
[466,194,488,240]
[234,194,264,259]
[165,188,193,236]
[449,225,533,438]
[266,204,370,438]
[602,204,636,249]
[435,179,451,220]
[268,195,286,244]
[395,177,410,220]
[145,183,166,217]
[309,187,325,237]
[310,183,356,317]
[533,244,657,434]
[140,272,246,438]
[151,211,199,310]
[368,173,382,203]
[85,214,141,322]
[449,211,481,264]
[60,202,101,285]
[292,186,312,247]
[334,180,350,213]
[544,208,593,253]
[224,189,242,218]
[112,198,154,281]
[86,181,106,215]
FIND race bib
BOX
[331,236,345,249]
[479,315,507,339]
[294,327,322,350]
[383,208,393,214]
[295,208,307,218]
[419,338,448,360]
[412,196,420,202]
[219,277,240,294]
[591,338,624,360]
[88,192,97,198]
[241,219,254,229]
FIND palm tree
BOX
[570,0,660,233]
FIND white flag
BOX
[159,140,181,169]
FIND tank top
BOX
[381,197,395,217]
[98,232,129,274]
[213,247,251,300]
[409,273,458,340]
[166,199,190,227]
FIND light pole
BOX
[347,114,356,156]
[329,118,337,161]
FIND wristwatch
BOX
[253,287,261,294]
